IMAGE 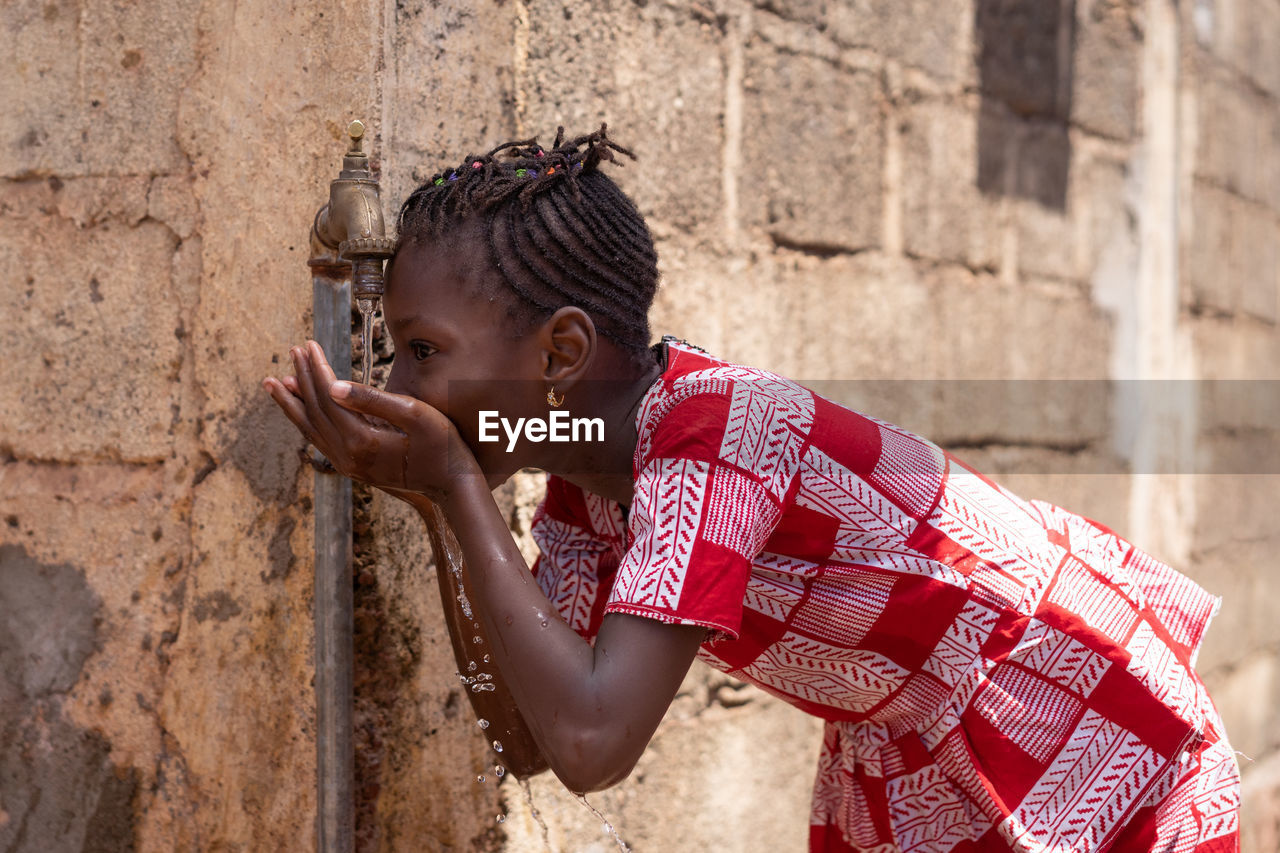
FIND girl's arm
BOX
[405,493,549,779]
[438,472,707,793]
[265,344,706,792]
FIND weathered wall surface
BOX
[2,1,1277,851]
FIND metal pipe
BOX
[308,118,391,853]
[308,253,355,853]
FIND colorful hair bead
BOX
[472,161,483,169]
[572,161,582,171]
[516,168,527,177]
[434,177,444,186]
[448,172,458,181]
[547,166,557,174]
[536,149,545,158]
[528,170,538,178]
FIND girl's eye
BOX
[410,341,436,362]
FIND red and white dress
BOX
[530,340,1240,852]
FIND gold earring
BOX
[546,386,564,407]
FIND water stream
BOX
[576,794,631,852]
[355,297,377,386]
[519,778,552,851]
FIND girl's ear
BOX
[537,307,596,388]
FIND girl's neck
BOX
[541,345,665,507]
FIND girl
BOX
[263,126,1241,852]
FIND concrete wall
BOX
[1,0,1276,851]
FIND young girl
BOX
[263,126,1241,852]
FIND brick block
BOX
[900,102,1002,271]
[511,683,821,853]
[160,468,317,849]
[927,270,1113,380]
[1183,182,1280,322]
[976,104,1073,212]
[1200,616,1280,756]
[974,0,1069,119]
[1019,148,1129,285]
[385,1,519,211]
[0,179,183,461]
[1189,314,1280,379]
[759,0,976,85]
[1192,469,1280,553]
[649,250,938,381]
[1198,0,1280,99]
[519,2,725,239]
[1071,0,1140,140]
[0,0,199,177]
[741,42,882,250]
[147,175,200,240]
[174,0,391,430]
[1194,72,1280,212]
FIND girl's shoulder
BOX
[637,337,948,503]
[638,337,819,431]
[634,337,827,486]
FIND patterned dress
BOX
[530,340,1240,852]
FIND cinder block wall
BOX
[2,1,1276,851]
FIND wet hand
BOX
[262,341,480,502]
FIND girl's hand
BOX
[262,341,481,502]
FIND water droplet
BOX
[467,661,477,672]
[540,620,549,628]
[496,814,506,824]
[477,774,486,783]
[472,635,483,644]
[472,621,480,629]
[471,683,496,692]
[478,673,493,681]
[483,654,491,663]
[477,719,490,729]
[495,765,505,777]
[492,740,504,753]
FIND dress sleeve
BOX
[605,379,814,639]
[530,474,621,641]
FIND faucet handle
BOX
[342,236,395,301]
[340,236,394,261]
[338,119,372,180]
[347,120,365,154]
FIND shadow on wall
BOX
[0,545,139,852]
[975,0,1077,210]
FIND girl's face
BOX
[382,237,546,480]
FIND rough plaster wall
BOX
[1,1,1277,852]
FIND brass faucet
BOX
[310,120,394,316]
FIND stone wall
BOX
[1,0,1276,851]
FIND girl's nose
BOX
[384,362,407,397]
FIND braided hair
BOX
[396,124,660,357]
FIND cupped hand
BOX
[262,340,480,503]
